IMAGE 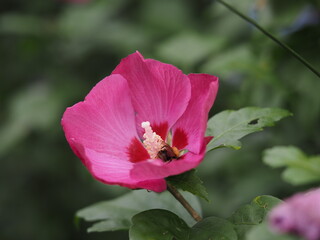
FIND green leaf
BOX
[0,83,61,156]
[228,195,282,240]
[201,45,254,76]
[88,219,131,233]
[246,222,302,240]
[166,170,209,202]
[129,209,190,240]
[130,211,237,240]
[156,32,225,70]
[263,146,320,185]
[206,107,292,151]
[190,217,238,240]
[0,14,45,36]
[76,190,201,232]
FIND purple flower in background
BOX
[269,188,320,240]
[281,5,320,36]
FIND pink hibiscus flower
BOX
[61,52,219,192]
[269,188,320,240]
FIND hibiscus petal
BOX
[71,141,166,192]
[112,51,191,139]
[62,74,144,158]
[172,73,218,154]
[61,74,167,192]
[130,149,206,182]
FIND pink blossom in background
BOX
[269,188,320,240]
[61,51,219,192]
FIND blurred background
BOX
[1,0,320,239]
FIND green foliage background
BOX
[0,0,319,239]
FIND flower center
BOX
[141,121,180,162]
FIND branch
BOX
[167,183,202,222]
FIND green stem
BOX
[215,0,320,79]
[167,183,203,222]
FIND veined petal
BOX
[172,74,218,154]
[112,51,191,139]
[61,52,220,192]
[62,74,141,157]
[71,141,166,192]
[130,148,206,182]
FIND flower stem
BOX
[167,183,202,222]
[215,0,320,79]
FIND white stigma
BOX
[141,121,164,159]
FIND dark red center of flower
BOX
[172,128,188,150]
[127,138,150,163]
[151,122,169,140]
